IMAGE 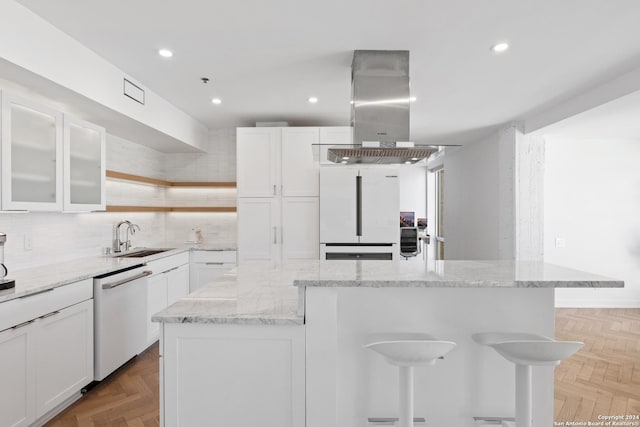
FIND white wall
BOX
[545,137,640,307]
[398,165,426,222]
[443,126,517,260]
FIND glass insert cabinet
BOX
[1,92,105,211]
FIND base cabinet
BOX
[0,326,34,427]
[0,298,93,427]
[36,299,93,416]
[161,323,305,427]
[189,250,237,293]
[146,254,190,346]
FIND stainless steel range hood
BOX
[326,50,438,165]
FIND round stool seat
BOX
[364,332,457,366]
[473,332,583,427]
[472,332,553,346]
[489,340,583,366]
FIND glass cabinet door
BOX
[63,115,106,211]
[1,94,63,210]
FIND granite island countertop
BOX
[151,260,623,326]
[152,262,303,325]
[292,260,625,288]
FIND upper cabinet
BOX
[0,91,105,212]
[237,127,320,198]
[1,93,63,211]
[63,115,106,211]
[281,127,319,197]
[236,127,281,198]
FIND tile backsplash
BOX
[0,129,237,271]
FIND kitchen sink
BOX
[114,248,174,258]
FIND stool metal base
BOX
[473,416,516,424]
[368,417,427,425]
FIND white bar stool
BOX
[363,333,456,427]
[472,332,583,427]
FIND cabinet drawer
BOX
[190,250,236,264]
[0,279,92,332]
[147,252,189,276]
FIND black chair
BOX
[400,227,420,259]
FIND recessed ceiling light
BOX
[404,161,412,165]
[211,98,222,105]
[308,97,318,103]
[411,157,419,161]
[342,157,349,160]
[490,42,510,53]
[158,48,173,58]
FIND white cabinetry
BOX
[63,115,106,211]
[1,92,63,211]
[237,126,324,263]
[282,197,319,261]
[162,323,305,427]
[0,325,34,427]
[0,279,93,427]
[146,253,189,346]
[189,250,237,293]
[0,92,106,212]
[237,198,280,262]
[167,264,189,306]
[236,127,280,197]
[35,299,93,416]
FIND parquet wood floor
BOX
[554,308,640,423]
[44,342,160,427]
[44,309,640,426]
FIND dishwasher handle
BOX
[102,270,153,290]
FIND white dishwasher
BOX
[93,264,152,381]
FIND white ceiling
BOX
[15,0,640,145]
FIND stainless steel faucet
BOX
[113,220,141,253]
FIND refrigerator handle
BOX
[356,175,362,236]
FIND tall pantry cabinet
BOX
[237,127,324,263]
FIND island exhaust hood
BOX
[326,50,438,164]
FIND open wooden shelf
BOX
[106,170,236,188]
[106,206,236,213]
[105,170,237,213]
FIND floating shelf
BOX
[105,206,237,213]
[106,170,236,188]
[105,170,236,213]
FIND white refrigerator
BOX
[319,167,399,259]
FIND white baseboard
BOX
[555,298,640,308]
[32,392,82,427]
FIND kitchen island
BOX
[152,260,622,427]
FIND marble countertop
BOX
[0,244,236,303]
[152,260,623,326]
[292,260,624,288]
[152,263,303,325]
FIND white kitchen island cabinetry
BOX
[237,126,321,263]
[161,323,305,427]
[0,278,93,427]
[153,261,623,427]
